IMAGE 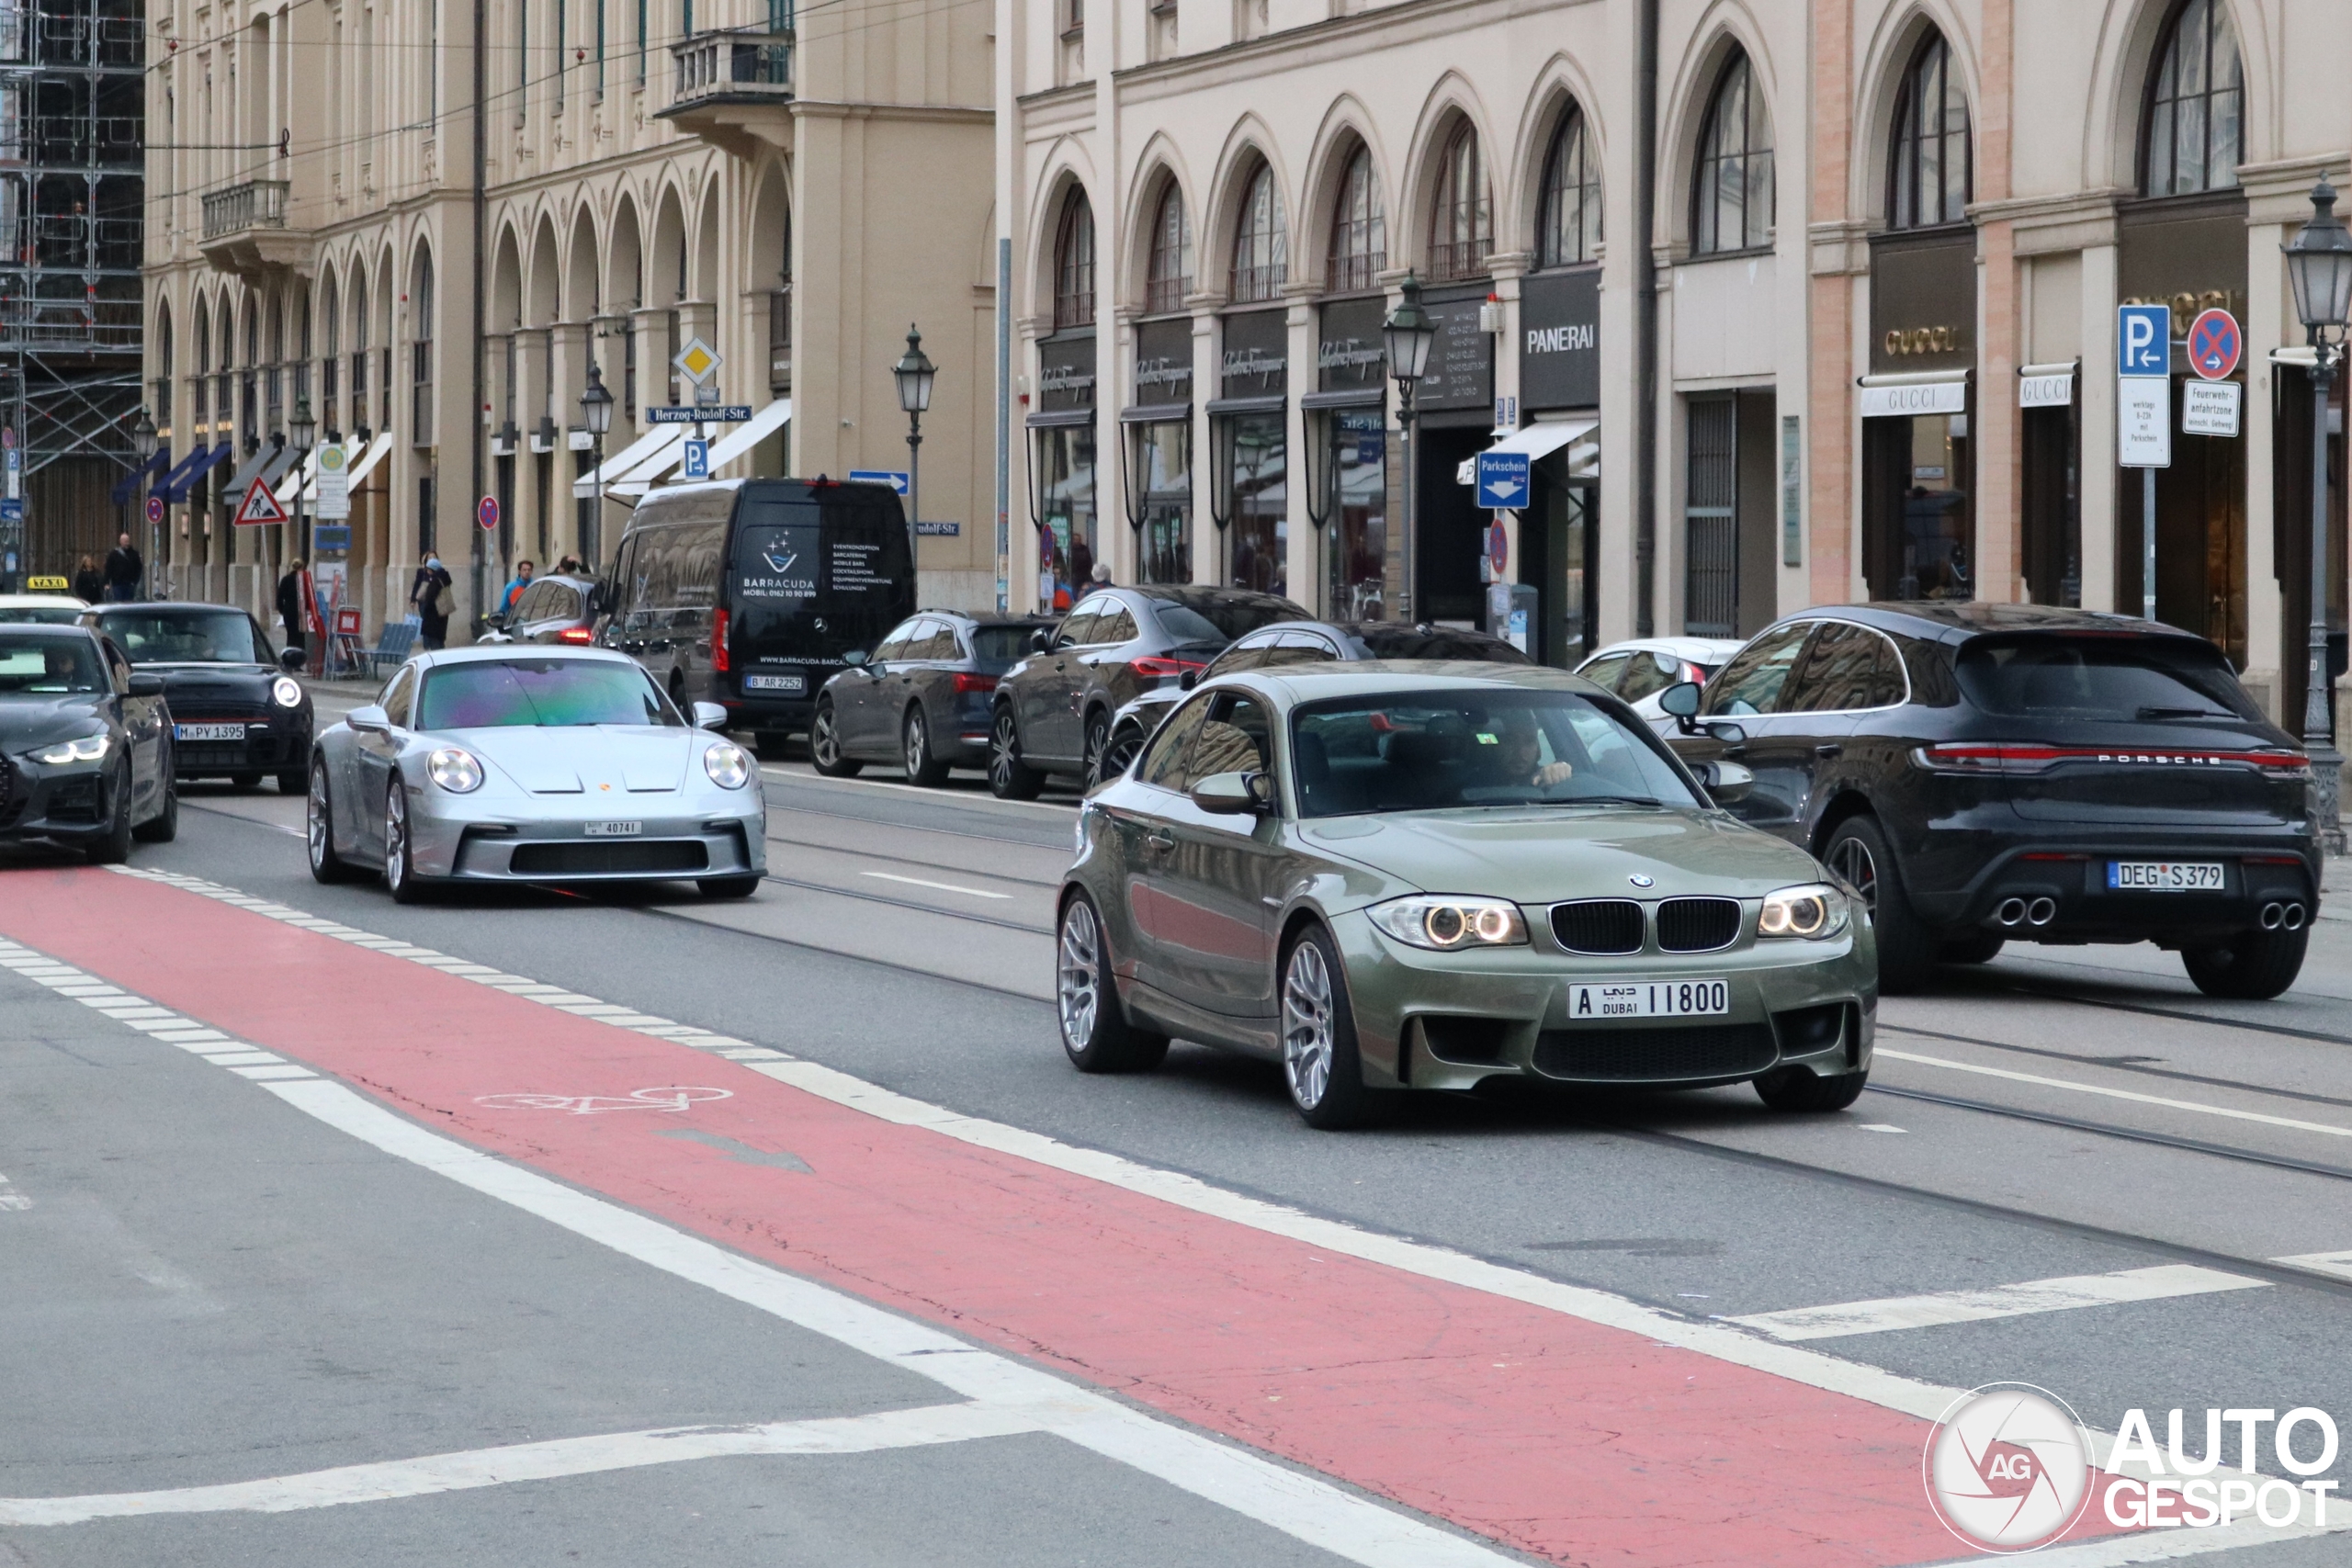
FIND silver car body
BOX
[311,646,766,886]
[1575,637,1747,723]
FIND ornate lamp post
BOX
[1383,274,1437,621]
[2283,177,2352,855]
[893,324,935,569]
[579,363,614,569]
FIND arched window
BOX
[1230,161,1287,303]
[2144,0,2242,197]
[1427,121,1491,281]
[1890,33,1971,228]
[1145,181,1192,315]
[1327,144,1385,293]
[1536,105,1601,267]
[411,247,435,446]
[1693,50,1773,254]
[1054,188,1096,329]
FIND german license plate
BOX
[584,820,643,838]
[743,673,804,694]
[2108,860,2224,892]
[1567,979,1731,1020]
[175,723,245,741]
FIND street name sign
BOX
[647,405,753,423]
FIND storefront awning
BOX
[156,442,232,504]
[259,442,305,489]
[1858,369,1969,418]
[1457,418,1598,482]
[344,431,396,487]
[1025,407,1093,428]
[1300,389,1385,411]
[573,424,685,498]
[1118,402,1192,424]
[220,440,279,499]
[111,446,170,504]
[614,399,791,498]
[2018,362,2075,409]
[272,446,316,507]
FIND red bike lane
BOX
[3,866,2078,1565]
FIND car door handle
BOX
[1815,743,1843,759]
[1145,829,1176,853]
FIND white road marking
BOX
[2273,1249,2352,1281]
[1857,1123,1907,1134]
[0,1173,28,1213]
[1720,1264,2267,1342]
[758,764,1076,814]
[1876,1046,2352,1139]
[860,871,1014,899]
[0,1401,1052,1526]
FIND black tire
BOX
[277,768,306,795]
[808,700,863,777]
[133,770,178,843]
[383,779,427,904]
[85,761,133,865]
[1056,892,1168,1072]
[988,707,1046,801]
[1279,924,1392,1130]
[2182,925,2309,1000]
[1822,815,1934,994]
[1102,722,1147,782]
[232,772,263,791]
[697,874,762,898]
[1754,1066,1870,1112]
[753,731,794,762]
[902,705,950,786]
[1080,710,1113,790]
[307,760,359,883]
[1939,931,2006,965]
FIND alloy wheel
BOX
[384,784,408,889]
[308,764,332,871]
[989,713,1017,791]
[1102,728,1143,780]
[1057,898,1102,1047]
[1082,716,1107,787]
[811,705,842,769]
[1283,940,1336,1111]
[1827,834,1878,914]
[904,711,928,776]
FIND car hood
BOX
[448,725,693,794]
[1295,807,1826,902]
[0,694,110,751]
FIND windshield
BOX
[101,609,264,665]
[417,660,681,729]
[1152,597,1301,644]
[0,604,83,626]
[0,636,104,694]
[1955,636,2263,724]
[1291,689,1703,818]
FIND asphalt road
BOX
[6,692,2352,1566]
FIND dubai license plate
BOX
[743,673,805,694]
[584,820,643,838]
[2108,860,2224,892]
[175,723,245,741]
[1568,979,1731,1021]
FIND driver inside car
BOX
[1479,709,1574,790]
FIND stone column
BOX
[1283,290,1317,612]
[548,321,591,561]
[513,326,552,564]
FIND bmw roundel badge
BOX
[1629,874,1656,888]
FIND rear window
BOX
[1955,636,2264,723]
[1353,626,1532,664]
[1151,596,1301,644]
[971,626,1039,661]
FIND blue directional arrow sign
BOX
[847,468,911,496]
[1475,450,1531,511]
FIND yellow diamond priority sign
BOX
[673,337,722,386]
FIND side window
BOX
[1204,634,1282,679]
[380,666,415,728]
[1577,652,1632,692]
[548,584,585,622]
[1092,604,1140,645]
[677,525,724,612]
[1785,624,1874,712]
[514,581,553,620]
[104,640,131,694]
[1259,632,1339,670]
[1054,605,1102,649]
[1182,693,1271,789]
[1868,631,1913,708]
[1615,649,1681,705]
[912,623,960,660]
[872,618,923,663]
[607,538,639,619]
[1702,624,1815,716]
[1138,693,1214,788]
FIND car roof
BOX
[0,620,99,638]
[411,643,639,669]
[86,600,250,616]
[1583,636,1747,661]
[922,609,1057,626]
[1231,661,1612,700]
[0,594,88,609]
[1783,602,2199,644]
[1105,585,1304,613]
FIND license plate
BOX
[2108,860,2224,892]
[175,723,245,741]
[1567,979,1731,1020]
[743,673,805,694]
[584,821,643,838]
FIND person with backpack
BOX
[411,552,455,649]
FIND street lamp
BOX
[130,406,157,463]
[580,363,614,569]
[289,393,315,562]
[2284,177,2352,856]
[1384,273,1437,620]
[893,323,935,567]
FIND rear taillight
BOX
[1130,655,1206,681]
[1681,662,1706,685]
[712,608,730,672]
[556,626,594,645]
[1915,742,2309,776]
[952,672,997,694]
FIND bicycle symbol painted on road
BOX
[474,1087,734,1115]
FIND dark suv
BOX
[989,585,1303,796]
[1659,604,2316,998]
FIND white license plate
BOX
[175,723,245,741]
[2108,860,2224,892]
[743,673,804,694]
[1567,979,1732,1020]
[584,820,643,838]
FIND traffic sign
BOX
[311,525,352,551]
[2188,308,2241,381]
[233,475,288,525]
[478,495,500,531]
[1,498,25,524]
[1474,450,1531,510]
[315,441,350,520]
[144,494,164,525]
[673,338,722,386]
[847,468,910,496]
[2183,379,2242,437]
[681,439,710,480]
[2118,378,2171,468]
[1487,521,1509,570]
[2117,304,2170,378]
[647,405,753,423]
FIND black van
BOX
[597,478,915,753]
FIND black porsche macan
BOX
[84,603,312,793]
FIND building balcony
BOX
[198,179,311,277]
[656,28,794,159]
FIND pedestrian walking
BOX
[411,552,455,650]
[277,557,311,661]
[72,554,102,604]
[101,532,142,602]
[498,559,535,615]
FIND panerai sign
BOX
[1518,267,1600,410]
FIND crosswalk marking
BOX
[2274,1250,2352,1282]
[1724,1264,2268,1342]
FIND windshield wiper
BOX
[2137,705,2236,721]
[1520,795,1667,809]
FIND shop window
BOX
[1427,121,1491,282]
[1146,182,1192,316]
[2144,0,2242,197]
[1327,145,1385,295]
[1692,51,1772,255]
[1889,32,1970,230]
[1537,107,1600,268]
[1230,162,1287,305]
[1054,189,1096,330]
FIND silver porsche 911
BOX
[306,646,767,902]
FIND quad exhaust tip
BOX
[2026,897,2058,928]
[2264,901,2308,931]
[1996,897,2028,928]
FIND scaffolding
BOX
[0,0,142,585]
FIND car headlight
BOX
[1758,883,1850,940]
[31,733,108,765]
[425,747,484,793]
[1366,896,1529,951]
[271,675,303,708]
[703,740,751,789]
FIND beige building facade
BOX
[144,0,996,640]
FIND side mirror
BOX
[277,645,306,672]
[841,649,867,667]
[692,701,729,730]
[1659,680,1702,731]
[1179,669,1199,691]
[1030,627,1053,654]
[346,704,389,734]
[127,671,165,697]
[1190,770,1272,816]
[1698,759,1754,805]
[1703,720,1747,747]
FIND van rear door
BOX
[726,487,913,695]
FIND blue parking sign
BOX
[1475,450,1531,511]
[2117,304,2170,378]
[682,438,709,479]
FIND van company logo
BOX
[1925,1383,2094,1553]
[762,547,798,576]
